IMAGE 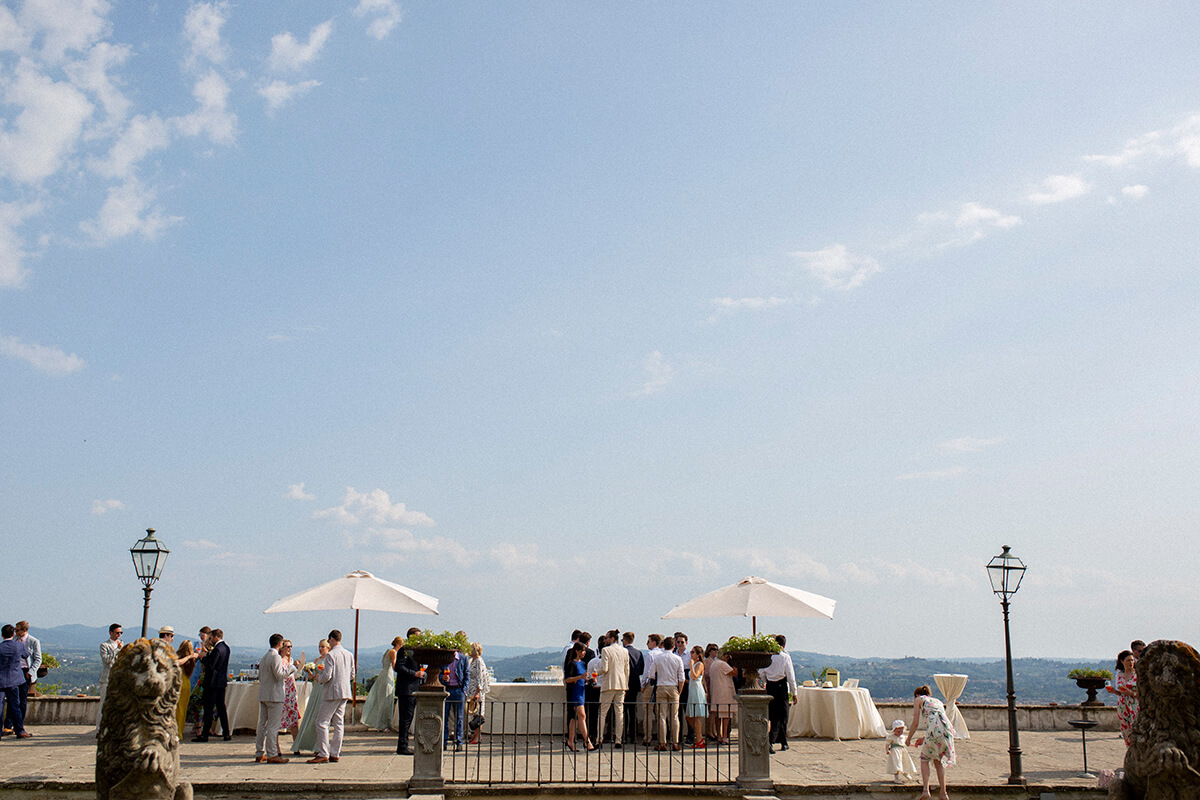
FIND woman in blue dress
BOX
[563,643,593,751]
[685,645,708,748]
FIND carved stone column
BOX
[409,685,447,792]
[736,689,773,791]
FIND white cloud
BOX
[18,0,112,65]
[354,0,402,40]
[184,539,219,549]
[0,334,85,374]
[80,177,181,243]
[314,487,436,528]
[895,466,965,480]
[744,547,834,583]
[91,498,125,515]
[630,350,675,397]
[285,482,315,501]
[489,541,557,572]
[62,40,131,135]
[258,79,321,112]
[956,202,1020,229]
[269,20,333,72]
[91,114,171,179]
[1121,184,1149,199]
[707,296,797,322]
[940,436,1003,453]
[346,526,478,568]
[175,70,236,145]
[183,2,229,68]
[789,244,882,291]
[0,202,38,289]
[1028,174,1091,205]
[0,60,94,185]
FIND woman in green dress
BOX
[361,637,402,731]
[292,639,329,755]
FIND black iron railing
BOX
[443,700,737,786]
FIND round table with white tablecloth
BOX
[222,681,313,733]
[932,673,970,739]
[788,686,887,740]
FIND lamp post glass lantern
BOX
[987,544,1027,786]
[130,528,169,639]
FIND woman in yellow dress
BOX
[175,639,199,738]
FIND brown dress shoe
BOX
[266,756,289,764]
[254,755,266,763]
[329,756,339,762]
[306,756,329,764]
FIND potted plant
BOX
[721,634,782,693]
[405,630,469,688]
[1068,668,1113,707]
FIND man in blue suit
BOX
[393,628,425,755]
[194,628,231,742]
[443,634,469,750]
[0,624,31,740]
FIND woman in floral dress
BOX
[1107,649,1138,745]
[905,685,956,800]
[280,640,301,736]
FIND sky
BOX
[2,1,1199,662]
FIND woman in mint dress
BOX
[905,685,955,800]
[292,639,329,755]
[361,638,402,731]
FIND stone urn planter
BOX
[410,648,457,688]
[726,651,774,693]
[1074,676,1107,707]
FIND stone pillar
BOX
[736,690,773,791]
[408,686,447,792]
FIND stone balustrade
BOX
[29,694,1118,732]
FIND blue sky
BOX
[3,1,1198,660]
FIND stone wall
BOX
[875,702,1119,732]
[27,695,99,725]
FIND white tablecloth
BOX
[788,686,887,740]
[224,681,312,732]
[933,673,970,739]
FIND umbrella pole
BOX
[752,615,756,635]
[352,608,359,710]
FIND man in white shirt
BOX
[639,633,662,745]
[759,634,798,752]
[255,633,297,763]
[95,623,123,732]
[649,636,685,750]
[596,634,630,746]
[310,629,355,763]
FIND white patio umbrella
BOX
[661,575,835,634]
[264,569,439,698]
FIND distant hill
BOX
[28,625,1116,704]
[487,648,1115,705]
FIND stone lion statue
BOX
[1110,640,1200,800]
[96,638,192,800]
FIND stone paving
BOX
[0,725,1127,794]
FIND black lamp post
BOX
[130,528,170,639]
[986,544,1027,786]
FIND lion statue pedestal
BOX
[1109,640,1200,800]
[96,638,192,800]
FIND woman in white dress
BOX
[292,639,329,755]
[361,637,402,731]
[466,642,491,744]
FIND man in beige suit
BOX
[596,633,630,747]
[255,633,297,763]
[310,629,355,764]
